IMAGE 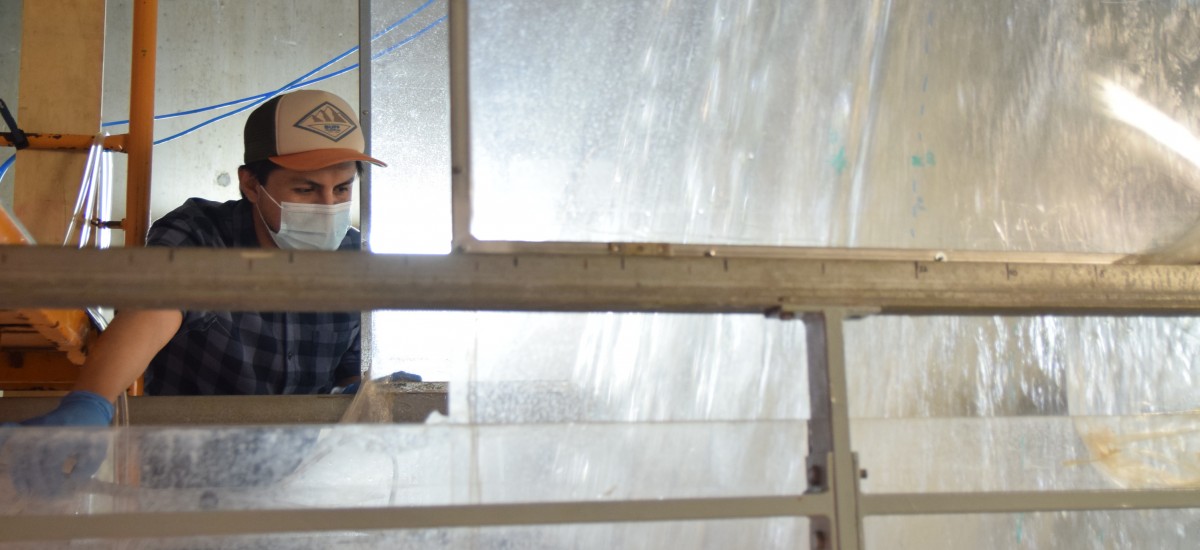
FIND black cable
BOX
[0,98,29,150]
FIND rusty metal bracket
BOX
[0,132,127,152]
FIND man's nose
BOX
[318,189,338,205]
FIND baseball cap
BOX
[243,89,386,171]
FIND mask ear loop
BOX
[254,184,285,247]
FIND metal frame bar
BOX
[357,0,376,382]
[449,0,474,252]
[803,310,863,549]
[0,496,829,542]
[1,246,1198,314]
[861,490,1200,516]
[124,0,157,247]
[0,133,126,152]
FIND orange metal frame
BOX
[0,133,126,152]
[0,0,156,394]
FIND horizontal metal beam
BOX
[0,495,828,542]
[0,133,127,152]
[861,490,1200,515]
[0,387,448,424]
[2,246,1200,314]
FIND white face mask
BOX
[256,186,352,251]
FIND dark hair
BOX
[239,160,365,198]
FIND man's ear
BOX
[238,167,260,203]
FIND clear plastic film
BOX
[864,511,1200,550]
[458,0,1200,253]
[369,312,809,424]
[0,422,806,513]
[839,315,1200,512]
[0,519,807,550]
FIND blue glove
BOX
[2,391,114,497]
[19,391,114,427]
[333,371,422,395]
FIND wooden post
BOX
[13,0,107,245]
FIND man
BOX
[2,89,385,493]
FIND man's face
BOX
[240,161,357,234]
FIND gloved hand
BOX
[1,391,114,497]
[19,391,114,427]
[333,371,423,395]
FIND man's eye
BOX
[335,186,351,194]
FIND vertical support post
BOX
[804,310,863,550]
[14,0,106,245]
[358,0,374,250]
[448,0,474,252]
[124,0,158,247]
[357,0,374,379]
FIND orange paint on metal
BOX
[0,351,80,391]
[0,202,32,244]
[125,0,158,248]
[0,133,127,152]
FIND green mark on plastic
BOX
[832,147,847,175]
[911,151,936,168]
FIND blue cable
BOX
[153,12,444,145]
[0,154,14,182]
[103,0,440,130]
[0,10,445,172]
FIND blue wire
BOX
[372,15,446,61]
[0,154,14,182]
[103,0,440,130]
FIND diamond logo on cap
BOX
[293,101,358,142]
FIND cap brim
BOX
[270,149,387,172]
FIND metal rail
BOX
[0,496,828,542]
[124,0,157,247]
[0,246,1197,315]
[0,133,127,152]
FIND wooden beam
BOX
[14,0,106,245]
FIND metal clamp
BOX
[0,98,30,150]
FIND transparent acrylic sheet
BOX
[465,0,1200,254]
[846,315,1200,493]
[865,511,1200,550]
[853,415,1200,494]
[0,421,807,515]
[369,311,810,424]
[845,316,1200,418]
[0,518,809,550]
[369,0,452,254]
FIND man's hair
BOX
[239,159,364,199]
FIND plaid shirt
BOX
[143,198,361,395]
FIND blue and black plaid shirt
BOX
[143,198,361,395]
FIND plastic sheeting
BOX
[361,0,1200,547]
[0,519,808,550]
[464,0,1200,252]
[5,0,1200,547]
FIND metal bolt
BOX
[808,465,824,487]
[812,530,828,550]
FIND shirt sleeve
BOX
[144,203,219,331]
